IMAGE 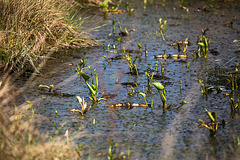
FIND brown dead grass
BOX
[0,0,97,74]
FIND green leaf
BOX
[137,43,142,48]
[103,0,109,6]
[96,74,98,89]
[86,82,96,95]
[205,109,216,122]
[198,42,205,47]
[92,84,97,91]
[153,82,165,90]
[145,71,149,77]
[133,56,139,64]
[198,119,205,124]
[180,100,188,105]
[160,92,166,101]
[139,92,146,99]
[79,71,90,81]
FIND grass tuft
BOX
[0,0,97,73]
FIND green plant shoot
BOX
[198,35,210,58]
[153,82,167,112]
[139,92,148,107]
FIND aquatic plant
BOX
[174,100,188,109]
[159,18,167,41]
[181,8,190,20]
[112,20,116,33]
[116,37,122,49]
[155,61,159,72]
[86,75,99,102]
[162,0,165,6]
[227,74,239,114]
[197,35,210,58]
[76,65,90,81]
[118,21,135,36]
[144,0,147,11]
[126,85,135,96]
[106,44,111,53]
[183,38,189,54]
[199,109,218,136]
[180,0,184,6]
[27,101,34,114]
[39,84,56,92]
[100,0,109,17]
[107,139,130,160]
[126,54,139,75]
[126,2,134,14]
[145,71,154,90]
[71,96,91,115]
[76,66,101,102]
[153,82,167,112]
[187,8,190,20]
[79,52,86,69]
[139,92,148,107]
[199,80,222,96]
[138,43,143,55]
[160,62,165,75]
[199,80,206,95]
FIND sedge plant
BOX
[153,82,167,112]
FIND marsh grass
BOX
[0,0,96,74]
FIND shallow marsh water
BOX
[8,0,240,159]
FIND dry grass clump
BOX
[0,106,79,160]
[0,0,96,73]
[75,0,115,6]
